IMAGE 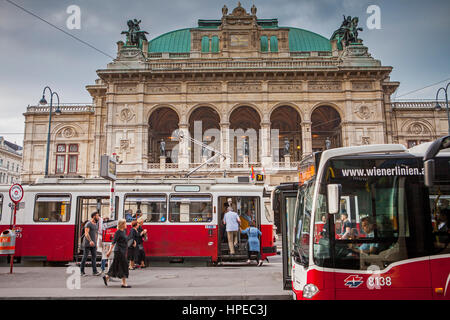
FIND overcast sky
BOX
[0,0,449,146]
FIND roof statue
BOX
[331,15,363,49]
[121,19,149,46]
[222,5,228,16]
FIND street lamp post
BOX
[39,86,61,177]
[435,82,450,135]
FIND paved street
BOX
[0,245,290,300]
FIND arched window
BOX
[260,36,268,52]
[270,36,278,52]
[211,36,219,53]
[201,36,210,53]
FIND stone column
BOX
[260,121,272,169]
[301,121,312,157]
[220,122,230,169]
[178,123,190,170]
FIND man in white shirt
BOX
[223,206,241,254]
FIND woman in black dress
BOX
[103,219,131,288]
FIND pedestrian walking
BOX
[223,206,241,254]
[103,219,131,288]
[128,220,139,270]
[135,217,148,268]
[241,221,263,266]
[80,212,102,276]
[100,217,112,273]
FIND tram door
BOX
[218,196,260,258]
[274,183,299,290]
[74,196,118,257]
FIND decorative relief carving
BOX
[354,104,374,120]
[120,139,130,152]
[352,82,373,91]
[146,83,181,94]
[308,81,341,91]
[62,127,76,138]
[57,126,77,138]
[119,107,135,122]
[187,83,221,93]
[116,84,137,94]
[407,122,431,135]
[361,136,370,145]
[268,82,302,93]
[228,82,261,92]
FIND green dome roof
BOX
[147,27,331,53]
[288,27,331,52]
[148,28,191,53]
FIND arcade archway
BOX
[148,107,179,163]
[229,106,261,163]
[311,105,342,151]
[188,106,221,163]
[270,105,302,162]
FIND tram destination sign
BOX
[100,155,117,181]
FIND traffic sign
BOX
[9,184,23,204]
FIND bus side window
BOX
[431,197,450,253]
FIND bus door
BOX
[74,196,118,258]
[218,196,260,258]
[274,184,298,290]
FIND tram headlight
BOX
[302,284,319,299]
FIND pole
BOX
[110,180,116,220]
[9,203,17,274]
[44,90,54,177]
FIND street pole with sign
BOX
[100,155,117,220]
[8,184,23,274]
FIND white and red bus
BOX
[0,177,276,264]
[278,136,450,300]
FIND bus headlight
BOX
[302,284,319,299]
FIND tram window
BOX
[34,195,71,222]
[78,197,118,224]
[124,195,167,223]
[169,195,212,223]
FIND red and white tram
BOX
[0,177,276,264]
[276,136,450,300]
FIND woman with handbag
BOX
[135,217,148,268]
[128,220,139,270]
[103,219,131,288]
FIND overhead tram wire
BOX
[5,0,134,69]
[394,77,450,99]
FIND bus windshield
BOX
[314,156,450,271]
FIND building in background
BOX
[0,136,22,185]
[21,4,449,185]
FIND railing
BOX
[146,59,339,71]
[391,100,444,109]
[145,161,301,172]
[26,104,94,113]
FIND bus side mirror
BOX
[327,184,341,215]
[424,159,435,187]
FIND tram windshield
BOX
[310,156,450,271]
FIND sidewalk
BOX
[0,253,291,300]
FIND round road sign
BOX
[9,184,24,204]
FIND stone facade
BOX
[21,4,450,185]
[0,137,22,185]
